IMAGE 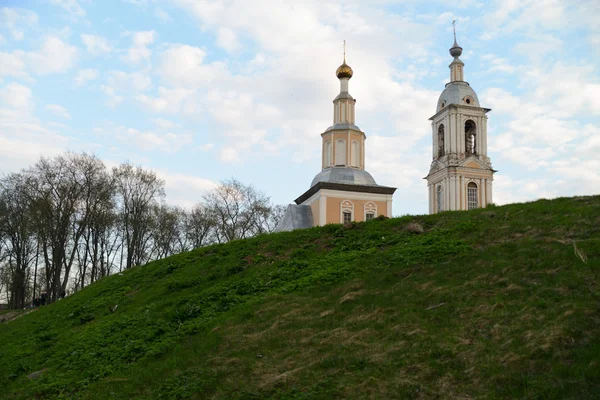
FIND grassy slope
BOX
[1,196,599,399]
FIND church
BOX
[277,32,495,231]
[425,32,496,213]
[276,51,397,231]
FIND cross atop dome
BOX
[450,20,463,58]
[336,40,353,80]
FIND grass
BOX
[0,195,599,399]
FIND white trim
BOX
[318,189,391,202]
[319,195,327,226]
[351,140,360,168]
[340,199,354,223]
[324,140,332,169]
[335,139,346,166]
[364,202,377,221]
[466,180,479,210]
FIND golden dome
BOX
[336,62,353,79]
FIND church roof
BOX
[324,122,362,132]
[437,81,480,111]
[310,167,377,187]
[274,204,314,232]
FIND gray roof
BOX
[311,167,377,187]
[324,122,362,132]
[274,204,314,232]
[437,81,480,111]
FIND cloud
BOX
[154,7,172,22]
[99,70,152,106]
[0,83,34,110]
[0,36,77,78]
[122,30,155,64]
[26,36,78,74]
[81,34,112,55]
[100,85,124,107]
[74,68,99,85]
[0,82,33,110]
[158,44,227,89]
[45,104,71,119]
[156,170,217,208]
[137,86,195,113]
[0,7,38,40]
[216,27,240,53]
[219,147,239,164]
[0,50,28,79]
[152,118,179,129]
[112,125,194,153]
[0,83,78,173]
[49,0,86,17]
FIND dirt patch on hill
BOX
[0,308,37,323]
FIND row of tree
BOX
[0,152,285,309]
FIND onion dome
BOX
[336,62,353,79]
[449,37,463,58]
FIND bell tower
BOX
[425,27,496,213]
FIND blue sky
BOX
[0,0,599,215]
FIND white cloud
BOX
[107,70,152,91]
[137,86,195,113]
[0,82,33,110]
[26,36,78,74]
[49,0,85,17]
[74,68,99,85]
[101,85,124,107]
[123,0,150,6]
[0,50,28,79]
[152,118,179,129]
[0,8,38,40]
[157,170,217,208]
[158,44,228,89]
[113,125,194,153]
[45,104,71,119]
[154,7,172,22]
[122,30,155,64]
[216,27,240,53]
[198,143,214,151]
[81,34,112,55]
[219,147,239,164]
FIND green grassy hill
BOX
[1,196,600,399]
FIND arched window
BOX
[341,200,354,223]
[364,202,377,221]
[335,139,346,166]
[467,182,478,210]
[324,141,332,167]
[437,124,445,158]
[437,185,443,212]
[351,140,360,167]
[465,120,476,155]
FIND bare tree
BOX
[113,163,165,269]
[26,153,106,303]
[0,173,37,308]
[204,178,272,243]
[184,204,216,249]
[150,204,186,259]
[252,204,286,235]
[75,157,115,289]
[0,152,286,304]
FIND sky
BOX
[0,0,599,216]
